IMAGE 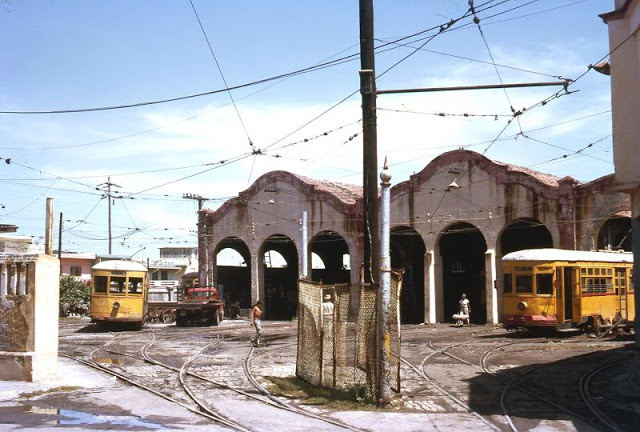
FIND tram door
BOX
[615,268,628,319]
[562,267,574,323]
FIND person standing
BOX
[250,300,264,347]
[457,293,471,327]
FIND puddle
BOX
[93,357,125,365]
[59,409,163,429]
[0,406,162,429]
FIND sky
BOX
[0,0,618,261]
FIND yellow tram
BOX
[90,259,148,329]
[502,248,635,333]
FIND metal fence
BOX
[296,273,402,400]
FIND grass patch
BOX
[21,386,84,399]
[264,376,381,410]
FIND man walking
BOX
[250,300,264,347]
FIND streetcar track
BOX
[579,354,632,432]
[401,346,503,432]
[75,329,249,430]
[480,341,612,432]
[244,341,364,431]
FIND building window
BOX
[70,266,82,277]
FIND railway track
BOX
[479,340,632,432]
[57,321,638,431]
[400,325,636,432]
[60,321,364,431]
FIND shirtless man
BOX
[249,301,264,347]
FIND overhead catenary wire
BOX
[188,0,254,150]
[2,0,616,253]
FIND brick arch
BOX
[438,222,487,324]
[597,212,632,251]
[214,237,251,312]
[260,234,299,320]
[498,217,553,256]
[309,230,350,284]
[391,226,426,324]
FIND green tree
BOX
[59,275,90,315]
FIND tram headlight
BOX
[517,301,527,311]
[113,301,120,309]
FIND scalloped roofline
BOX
[204,170,363,222]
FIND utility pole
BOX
[359,0,379,285]
[97,177,121,255]
[45,198,54,256]
[183,193,209,211]
[58,212,63,272]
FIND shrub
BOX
[59,275,90,316]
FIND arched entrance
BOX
[391,226,425,324]
[215,237,251,319]
[439,222,487,324]
[597,213,632,251]
[500,218,553,255]
[310,231,350,284]
[261,234,298,320]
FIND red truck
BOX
[175,284,225,327]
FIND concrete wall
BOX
[603,0,640,188]
[0,254,59,381]
[601,0,640,348]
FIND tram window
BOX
[94,276,108,293]
[536,274,553,295]
[515,275,533,293]
[503,273,512,293]
[128,277,143,295]
[110,276,126,294]
[582,277,612,294]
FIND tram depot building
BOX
[198,149,631,326]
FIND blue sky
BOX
[0,0,616,260]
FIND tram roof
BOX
[92,259,148,272]
[502,248,633,264]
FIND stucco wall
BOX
[0,254,59,381]
[200,150,629,324]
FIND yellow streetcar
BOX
[90,259,148,329]
[502,248,634,334]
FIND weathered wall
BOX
[0,254,59,381]
[200,150,629,325]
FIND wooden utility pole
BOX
[97,177,120,255]
[182,193,209,210]
[359,0,379,285]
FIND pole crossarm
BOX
[376,80,569,95]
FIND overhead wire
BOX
[188,0,254,150]
[469,0,523,133]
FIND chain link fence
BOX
[296,272,403,400]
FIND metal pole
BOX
[301,211,308,278]
[376,80,569,95]
[379,158,392,404]
[58,212,63,272]
[359,0,379,285]
[45,197,53,256]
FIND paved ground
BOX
[0,357,496,431]
[1,320,639,431]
